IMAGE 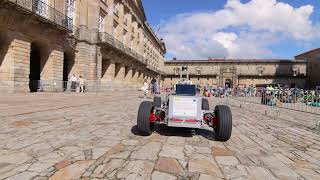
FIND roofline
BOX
[164,59,307,63]
[295,48,320,59]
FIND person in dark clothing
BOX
[151,78,157,95]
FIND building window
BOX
[173,68,180,75]
[35,0,48,17]
[66,0,75,22]
[112,21,118,37]
[292,67,299,77]
[130,36,134,49]
[98,12,105,32]
[257,66,265,76]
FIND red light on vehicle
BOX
[149,113,157,122]
[185,119,198,123]
[171,118,183,123]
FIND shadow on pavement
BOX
[131,125,216,140]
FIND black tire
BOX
[154,96,161,108]
[137,101,154,136]
[214,105,232,141]
[202,98,209,110]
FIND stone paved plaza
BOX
[0,92,320,180]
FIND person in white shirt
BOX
[79,75,85,93]
[70,74,77,92]
[142,80,148,97]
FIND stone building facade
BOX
[162,59,307,89]
[295,48,320,90]
[0,0,165,93]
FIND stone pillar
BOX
[75,42,99,81]
[124,66,133,84]
[101,60,115,82]
[96,47,102,80]
[79,0,88,27]
[51,50,64,82]
[132,69,139,84]
[138,70,144,84]
[115,63,125,81]
[5,39,31,93]
[38,46,64,91]
[87,45,99,81]
[87,0,100,30]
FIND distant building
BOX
[295,48,320,90]
[162,59,307,89]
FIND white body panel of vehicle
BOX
[167,95,203,128]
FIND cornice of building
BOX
[164,59,307,64]
[295,48,320,59]
[143,22,166,53]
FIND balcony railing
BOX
[98,32,147,65]
[6,0,73,31]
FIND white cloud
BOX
[159,0,319,59]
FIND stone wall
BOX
[295,50,320,89]
[0,0,165,93]
[162,60,307,89]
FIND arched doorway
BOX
[225,79,232,88]
[29,43,41,92]
[29,42,49,92]
[63,51,75,91]
[0,31,10,77]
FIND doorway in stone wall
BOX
[225,79,232,88]
[0,31,9,76]
[63,51,75,91]
[29,43,41,92]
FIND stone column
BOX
[87,0,100,31]
[39,46,64,91]
[132,69,139,84]
[96,46,102,82]
[138,70,144,84]
[79,0,88,27]
[51,50,64,82]
[101,60,115,82]
[124,66,133,84]
[75,42,100,82]
[115,63,125,81]
[10,39,31,93]
[106,0,114,34]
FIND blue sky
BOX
[142,0,320,59]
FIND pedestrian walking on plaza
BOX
[70,74,77,92]
[79,75,85,93]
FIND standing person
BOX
[79,75,85,93]
[151,77,157,95]
[70,74,77,92]
[142,79,148,97]
[253,86,257,97]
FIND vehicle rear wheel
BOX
[154,96,161,108]
[214,105,232,141]
[202,98,209,110]
[137,101,154,136]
